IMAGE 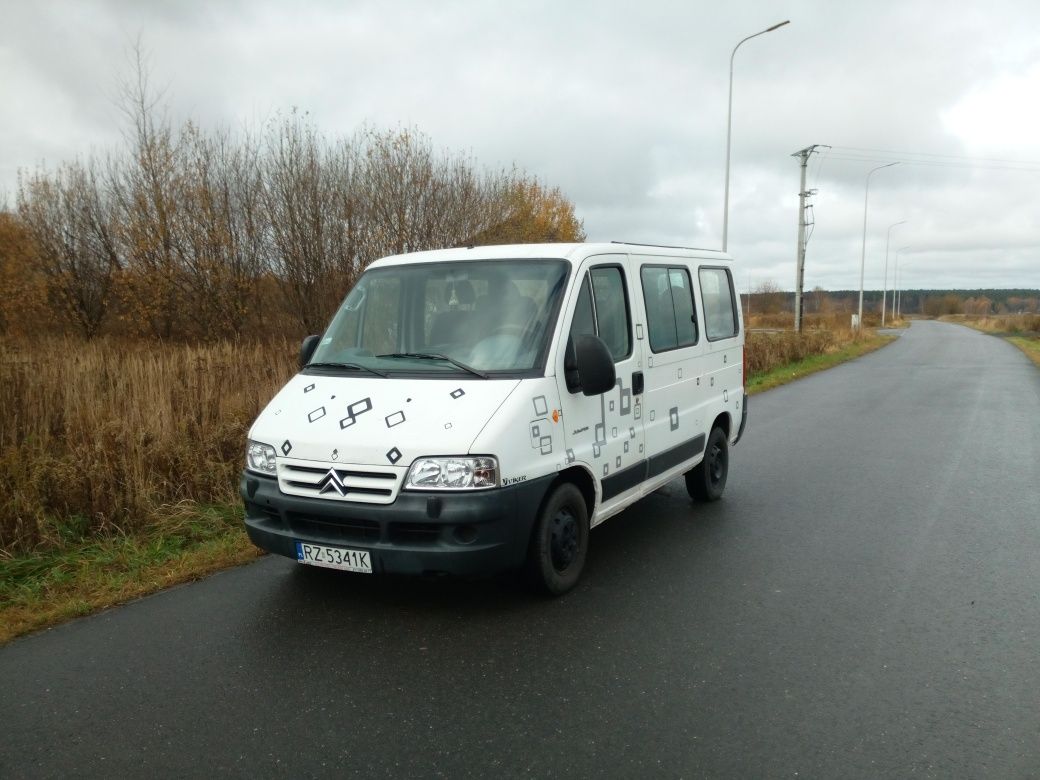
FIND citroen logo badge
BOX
[318,469,348,497]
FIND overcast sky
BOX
[3,0,1039,291]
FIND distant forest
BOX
[748,288,1040,317]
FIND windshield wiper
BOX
[306,362,387,378]
[376,352,489,379]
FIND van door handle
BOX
[632,371,644,395]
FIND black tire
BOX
[686,426,729,502]
[525,483,589,596]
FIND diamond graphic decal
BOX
[304,383,315,393]
[670,406,679,431]
[386,447,402,465]
[385,411,405,428]
[339,397,373,429]
[281,440,293,456]
[532,395,548,416]
[308,407,326,423]
[566,448,576,464]
[450,388,465,399]
[539,436,552,455]
[616,456,622,468]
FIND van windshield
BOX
[308,259,570,375]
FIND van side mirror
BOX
[564,334,616,396]
[299,335,320,368]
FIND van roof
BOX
[368,242,733,268]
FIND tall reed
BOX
[0,338,296,551]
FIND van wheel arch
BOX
[711,412,732,440]
[687,425,729,502]
[523,466,596,595]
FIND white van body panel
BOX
[467,376,566,486]
[248,374,522,469]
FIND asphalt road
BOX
[3,320,1039,778]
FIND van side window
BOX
[590,267,632,361]
[569,276,596,339]
[699,267,739,340]
[640,266,698,352]
[569,267,631,362]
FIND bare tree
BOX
[110,41,183,338]
[17,160,122,338]
[259,112,359,332]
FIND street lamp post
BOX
[722,19,790,252]
[857,162,899,328]
[882,220,906,326]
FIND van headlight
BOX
[405,456,498,490]
[246,440,278,475]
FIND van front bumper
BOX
[240,472,553,578]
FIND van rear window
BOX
[699,268,739,341]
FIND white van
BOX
[242,242,747,594]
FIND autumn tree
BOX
[469,179,585,245]
[172,123,266,336]
[962,296,992,316]
[0,211,50,336]
[17,161,122,338]
[258,113,363,332]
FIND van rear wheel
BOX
[526,483,589,596]
[686,427,729,502]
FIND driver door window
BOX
[569,266,631,362]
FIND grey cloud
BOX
[2,0,1039,290]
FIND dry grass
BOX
[0,337,296,553]
[940,313,1040,336]
[745,312,874,377]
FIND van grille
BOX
[277,458,405,505]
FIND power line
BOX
[830,145,1040,167]
[823,152,1040,174]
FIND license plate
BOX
[295,541,372,574]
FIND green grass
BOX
[746,333,896,395]
[1007,336,1040,368]
[0,504,259,644]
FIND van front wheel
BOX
[526,483,589,596]
[686,427,729,502]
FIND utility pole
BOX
[792,144,826,333]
